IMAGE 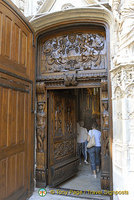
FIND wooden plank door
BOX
[100,80,110,190]
[0,0,35,199]
[48,90,79,186]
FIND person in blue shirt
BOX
[87,122,101,178]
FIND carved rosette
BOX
[36,81,47,187]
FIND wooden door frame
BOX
[36,78,113,188]
[36,21,113,190]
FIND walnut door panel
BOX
[48,91,79,186]
[0,76,31,200]
[0,1,35,199]
[0,0,34,79]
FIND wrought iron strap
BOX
[41,33,106,72]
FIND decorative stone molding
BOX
[19,0,25,12]
[111,64,134,99]
[128,146,134,172]
[112,0,134,66]
[30,8,112,33]
[126,84,134,99]
[114,86,123,100]
[61,3,74,11]
[37,0,44,11]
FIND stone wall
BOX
[11,0,44,16]
[111,0,134,199]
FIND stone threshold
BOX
[46,186,111,200]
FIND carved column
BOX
[100,79,110,190]
[36,81,47,187]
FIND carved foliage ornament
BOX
[41,33,106,73]
[54,140,74,160]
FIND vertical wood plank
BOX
[0,159,7,199]
[8,90,17,146]
[17,92,25,144]
[16,152,25,190]
[21,31,27,67]
[5,16,12,58]
[0,88,8,148]
[0,11,3,55]
[7,155,17,196]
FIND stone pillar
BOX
[111,65,134,200]
[111,1,134,199]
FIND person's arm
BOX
[87,135,90,142]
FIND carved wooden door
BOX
[48,90,79,186]
[100,80,110,190]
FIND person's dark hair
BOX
[92,122,98,129]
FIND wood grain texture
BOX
[48,90,79,186]
[0,0,35,199]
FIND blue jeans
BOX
[77,142,87,162]
[95,147,101,167]
[87,146,101,170]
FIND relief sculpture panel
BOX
[40,33,106,73]
[54,140,74,160]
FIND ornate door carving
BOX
[100,80,110,189]
[36,82,47,187]
[48,90,79,186]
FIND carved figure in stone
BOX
[126,84,134,98]
[112,0,121,64]
[37,0,44,10]
[114,86,122,99]
[120,0,134,38]
[19,0,25,12]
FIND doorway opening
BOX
[47,87,101,191]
